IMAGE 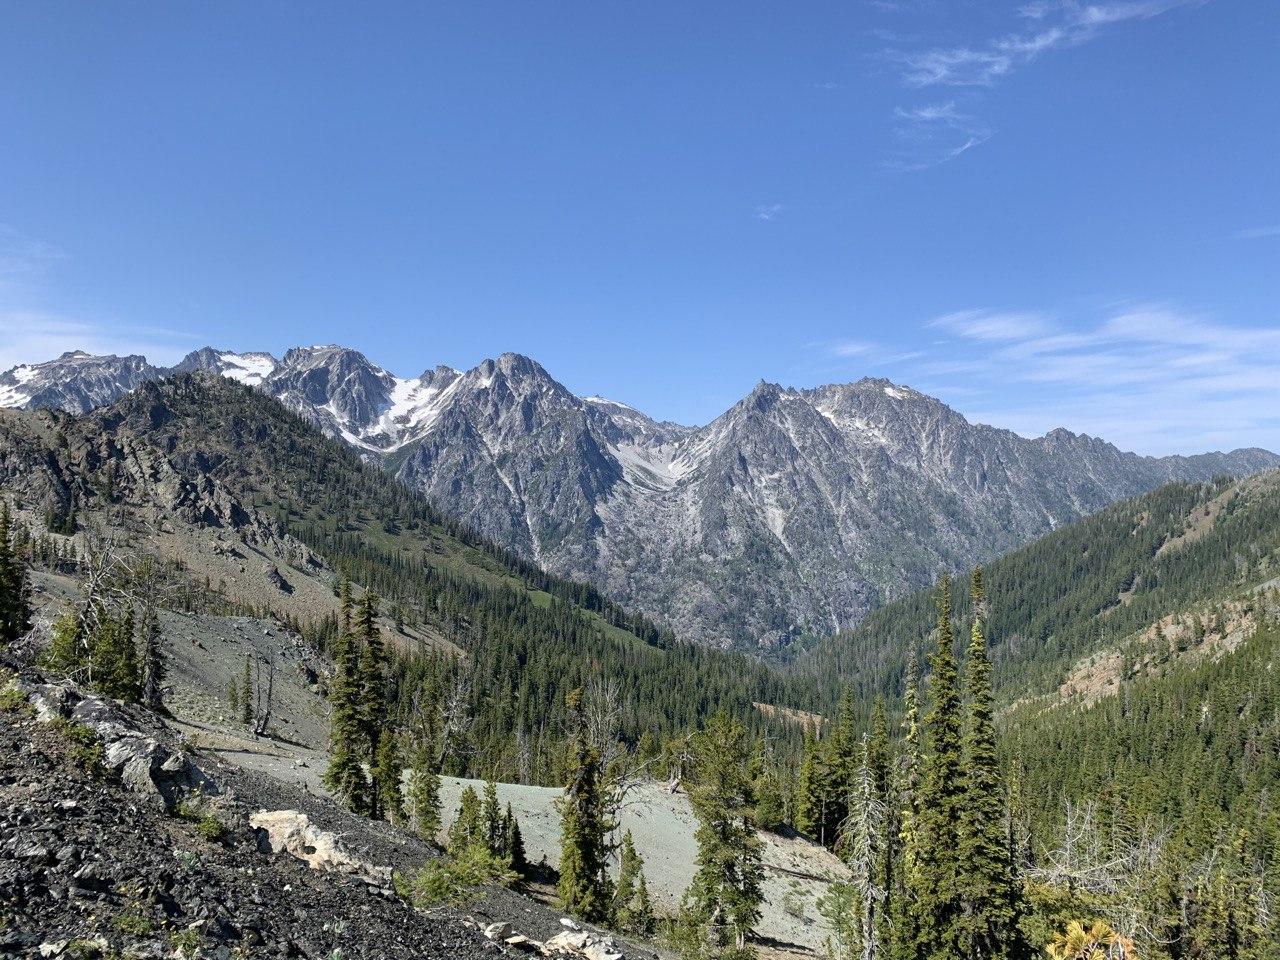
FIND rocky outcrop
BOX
[15,676,216,807]
[470,916,629,960]
[250,809,394,891]
[0,679,496,958]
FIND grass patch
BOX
[49,717,106,778]
[172,798,227,842]
[112,908,154,934]
[0,683,28,713]
[169,928,201,957]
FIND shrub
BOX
[412,844,517,906]
[0,683,28,713]
[50,717,106,778]
[112,908,154,934]
[196,814,225,842]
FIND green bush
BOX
[412,843,517,906]
[112,908,154,934]
[0,683,28,713]
[49,717,106,778]
[196,814,225,842]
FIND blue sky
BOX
[1,1,1277,454]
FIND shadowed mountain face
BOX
[3,346,1277,652]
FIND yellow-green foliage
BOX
[49,716,106,778]
[412,844,517,906]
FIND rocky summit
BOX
[1,346,1276,651]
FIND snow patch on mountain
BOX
[218,352,277,385]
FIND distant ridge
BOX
[3,345,1277,652]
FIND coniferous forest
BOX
[1,376,1278,958]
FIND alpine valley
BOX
[3,346,1276,653]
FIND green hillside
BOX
[799,468,1280,708]
[1,374,819,781]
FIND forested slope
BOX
[0,374,818,780]
[799,469,1280,708]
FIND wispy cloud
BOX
[918,303,1280,454]
[0,314,199,372]
[896,0,1205,88]
[1234,224,1280,240]
[879,0,1205,170]
[927,309,1050,341]
[0,225,66,289]
[886,101,994,170]
[0,226,198,373]
[754,203,785,221]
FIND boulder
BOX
[249,809,393,889]
[20,678,216,806]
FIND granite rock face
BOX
[3,346,1277,651]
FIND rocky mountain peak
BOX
[3,343,1279,651]
[0,351,161,414]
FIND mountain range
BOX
[3,345,1277,651]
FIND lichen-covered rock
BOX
[249,809,393,890]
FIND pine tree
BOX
[888,652,922,960]
[867,699,896,958]
[0,502,31,645]
[906,575,965,960]
[750,748,786,832]
[448,785,483,854]
[956,569,1024,959]
[795,728,829,843]
[482,779,504,856]
[90,610,141,702]
[138,604,166,711]
[615,830,656,937]
[357,594,393,819]
[682,710,765,959]
[47,611,86,674]
[504,802,528,876]
[837,736,887,960]
[828,689,860,846]
[324,622,370,814]
[557,687,614,922]
[241,655,254,725]
[373,730,405,825]
[408,724,443,842]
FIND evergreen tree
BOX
[448,785,483,854]
[373,730,405,825]
[956,569,1024,959]
[408,723,443,842]
[138,604,166,711]
[47,611,86,675]
[557,687,614,922]
[750,747,786,832]
[834,736,887,960]
[241,655,254,725]
[867,699,896,957]
[90,609,141,702]
[906,575,965,960]
[324,622,370,814]
[615,830,656,937]
[0,502,31,645]
[503,802,528,876]
[357,594,394,819]
[682,711,765,959]
[795,728,832,844]
[888,652,922,960]
[828,689,860,845]
[482,778,504,856]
